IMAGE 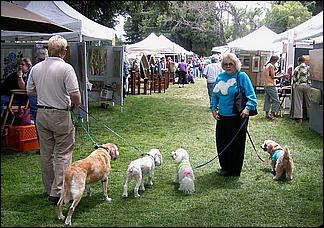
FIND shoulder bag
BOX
[233,71,258,116]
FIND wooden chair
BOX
[278,86,291,117]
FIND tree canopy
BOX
[66,1,322,57]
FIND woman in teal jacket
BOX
[210,53,257,177]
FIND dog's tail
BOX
[62,172,72,204]
[179,177,195,194]
[283,145,291,160]
[129,166,140,176]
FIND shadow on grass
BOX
[195,171,242,191]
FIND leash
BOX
[77,106,145,154]
[72,112,101,148]
[246,130,265,162]
[193,117,248,170]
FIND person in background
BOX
[0,57,32,116]
[263,55,282,120]
[210,53,257,177]
[26,35,81,204]
[203,56,223,104]
[290,56,311,123]
[177,58,187,88]
[123,57,129,98]
[28,48,49,125]
[277,65,292,99]
[166,57,176,83]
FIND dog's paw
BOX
[122,193,128,198]
[272,176,280,181]
[104,197,112,202]
[134,193,140,198]
[148,181,153,186]
[58,215,65,221]
[64,220,72,226]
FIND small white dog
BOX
[122,148,162,198]
[261,139,294,181]
[171,148,195,194]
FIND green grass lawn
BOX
[1,78,323,227]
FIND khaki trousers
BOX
[36,109,75,197]
[292,83,311,119]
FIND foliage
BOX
[65,1,316,56]
[263,1,312,34]
[276,1,323,16]
[1,79,323,227]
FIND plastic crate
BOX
[5,125,39,153]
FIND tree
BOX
[263,1,312,34]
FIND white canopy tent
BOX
[211,45,230,54]
[126,33,191,55]
[1,1,72,33]
[227,25,281,53]
[273,11,323,43]
[158,35,191,55]
[126,33,162,54]
[1,1,115,42]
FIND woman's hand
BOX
[240,108,250,119]
[212,110,220,120]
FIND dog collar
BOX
[145,153,157,163]
[97,145,113,159]
[98,145,109,151]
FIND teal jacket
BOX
[210,70,257,116]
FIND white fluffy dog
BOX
[171,148,195,194]
[122,148,162,198]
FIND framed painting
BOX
[252,56,260,72]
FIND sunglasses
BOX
[223,62,234,67]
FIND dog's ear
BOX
[155,152,163,166]
[267,143,274,152]
[171,151,176,160]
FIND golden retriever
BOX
[57,143,119,226]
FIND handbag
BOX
[233,71,258,116]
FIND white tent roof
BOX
[227,25,281,52]
[158,35,191,54]
[274,11,323,43]
[211,45,230,54]
[126,33,161,53]
[126,33,191,55]
[4,1,116,41]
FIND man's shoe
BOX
[48,196,60,204]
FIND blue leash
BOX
[193,117,248,170]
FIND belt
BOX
[37,105,69,111]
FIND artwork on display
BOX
[239,55,250,69]
[88,48,107,76]
[252,56,260,72]
[1,44,35,82]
